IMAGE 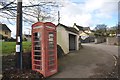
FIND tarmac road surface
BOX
[50,43,117,78]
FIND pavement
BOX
[50,43,117,78]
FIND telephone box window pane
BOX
[49,33,54,38]
[49,44,54,49]
[34,52,41,55]
[49,66,54,70]
[35,45,40,47]
[34,47,41,50]
[48,32,54,50]
[34,65,41,70]
[35,45,41,47]
[49,60,54,65]
[49,41,54,45]
[34,32,41,41]
[34,61,41,65]
[34,32,41,50]
[49,51,54,55]
[49,38,53,41]
[34,56,41,60]
[48,33,54,41]
[34,32,40,37]
[48,42,54,49]
[49,56,54,60]
[34,42,40,45]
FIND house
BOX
[57,23,80,54]
[23,34,31,41]
[73,23,82,31]
[73,23,95,43]
[80,31,95,43]
[0,24,11,39]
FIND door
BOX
[46,30,57,73]
[69,34,76,51]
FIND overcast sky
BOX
[59,0,118,27]
[0,0,119,38]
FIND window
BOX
[5,31,8,35]
[49,60,54,65]
[48,51,54,55]
[34,32,41,41]
[48,32,54,50]
[49,56,54,60]
[34,52,41,55]
[34,56,41,60]
[34,65,41,70]
[48,32,55,71]
[34,32,41,50]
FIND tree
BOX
[95,24,107,31]
[94,24,107,37]
[0,0,62,24]
[107,25,117,37]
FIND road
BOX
[88,43,118,57]
[50,43,118,78]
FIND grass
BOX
[1,41,31,55]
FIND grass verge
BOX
[1,41,31,55]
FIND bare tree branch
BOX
[0,0,63,24]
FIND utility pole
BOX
[58,11,60,24]
[16,0,22,69]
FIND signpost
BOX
[16,0,22,69]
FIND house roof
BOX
[0,24,11,32]
[57,23,79,34]
[83,27,90,31]
[83,31,90,35]
[73,23,83,30]
[73,23,91,31]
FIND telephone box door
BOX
[32,28,43,73]
[45,28,57,76]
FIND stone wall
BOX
[106,37,118,45]
[94,37,106,44]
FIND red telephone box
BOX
[31,22,57,77]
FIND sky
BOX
[58,0,119,28]
[0,0,119,38]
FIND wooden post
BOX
[16,0,22,69]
